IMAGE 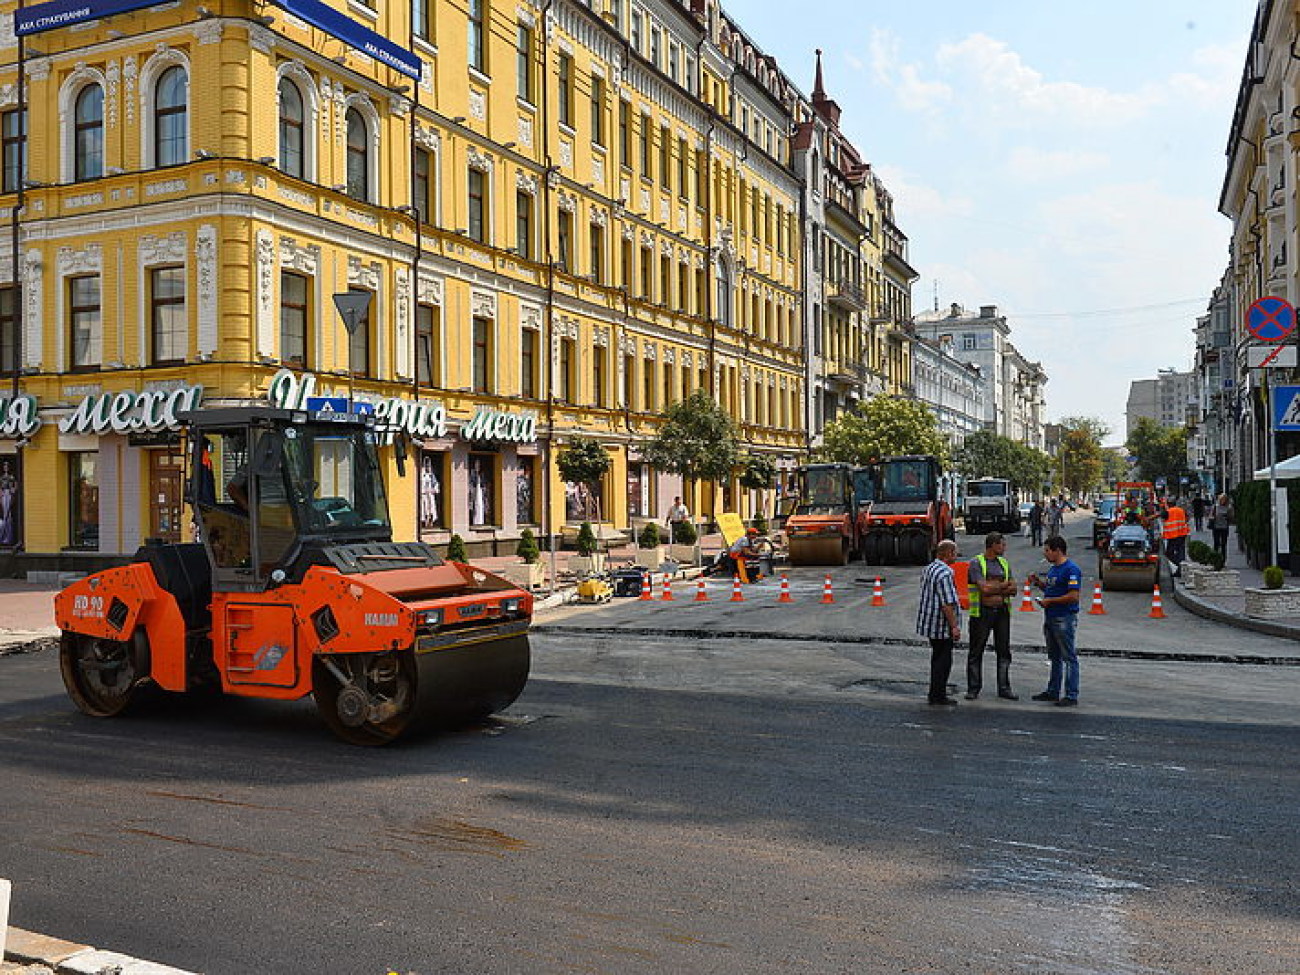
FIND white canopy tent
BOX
[1252,454,1300,480]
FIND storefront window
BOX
[565,478,601,522]
[0,455,21,547]
[516,456,537,525]
[418,450,446,532]
[467,452,496,527]
[69,452,99,549]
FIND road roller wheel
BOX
[313,650,419,746]
[60,630,150,718]
[839,539,850,566]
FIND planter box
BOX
[1194,568,1242,597]
[669,544,700,565]
[634,547,665,569]
[1180,563,1205,590]
[499,561,547,591]
[568,553,606,577]
[1244,586,1300,619]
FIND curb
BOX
[1170,574,1300,642]
[5,928,198,975]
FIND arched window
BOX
[278,78,304,178]
[345,107,368,200]
[154,66,188,167]
[74,86,104,181]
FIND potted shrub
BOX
[669,517,699,565]
[500,528,546,591]
[1245,564,1299,618]
[634,521,665,569]
[446,533,468,563]
[1193,545,1240,597]
[568,521,605,576]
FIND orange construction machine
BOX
[856,455,953,565]
[54,405,532,745]
[784,463,857,565]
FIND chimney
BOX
[948,302,962,318]
[979,305,998,318]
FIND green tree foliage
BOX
[1101,447,1129,486]
[1056,416,1109,496]
[816,395,947,467]
[557,436,612,521]
[637,522,661,548]
[952,430,1052,495]
[642,391,741,484]
[515,527,540,564]
[576,521,598,556]
[1125,417,1189,486]
[738,453,778,490]
[446,533,468,562]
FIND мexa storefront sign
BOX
[58,385,203,435]
[460,406,537,444]
[0,395,41,439]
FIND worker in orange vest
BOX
[1162,500,1190,577]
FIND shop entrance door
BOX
[150,450,184,544]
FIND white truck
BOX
[963,477,1021,535]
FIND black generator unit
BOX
[611,566,649,597]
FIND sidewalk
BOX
[1170,525,1300,640]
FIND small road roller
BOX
[54,406,531,745]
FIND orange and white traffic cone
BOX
[695,578,709,602]
[661,575,674,601]
[1018,579,1036,612]
[1088,581,1107,615]
[1148,583,1166,619]
[729,575,745,602]
[820,574,835,605]
[777,573,793,603]
[871,576,886,607]
[639,572,653,601]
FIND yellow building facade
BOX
[0,0,812,569]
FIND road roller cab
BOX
[784,463,857,566]
[53,405,532,745]
[857,455,953,565]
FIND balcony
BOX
[827,280,868,312]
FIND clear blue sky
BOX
[722,0,1259,444]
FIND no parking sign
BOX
[1246,296,1296,342]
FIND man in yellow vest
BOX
[1162,499,1190,577]
[965,532,1020,700]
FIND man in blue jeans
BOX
[1028,535,1082,706]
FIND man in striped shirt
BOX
[916,539,962,705]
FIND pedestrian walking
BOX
[1192,493,1206,532]
[916,539,963,706]
[1029,535,1082,706]
[965,532,1020,700]
[664,496,690,543]
[1029,499,1045,546]
[1210,493,1234,558]
[1047,498,1065,538]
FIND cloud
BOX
[874,164,974,221]
[1006,146,1111,181]
[869,29,952,113]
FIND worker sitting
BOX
[725,528,764,583]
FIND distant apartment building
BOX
[911,336,985,449]
[1126,368,1195,439]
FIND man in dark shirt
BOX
[1028,535,1082,706]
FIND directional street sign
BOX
[307,396,350,413]
[1247,344,1299,368]
[1272,384,1300,431]
[1246,296,1296,342]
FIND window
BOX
[520,326,538,398]
[593,346,606,407]
[557,54,573,129]
[0,286,15,375]
[69,453,99,550]
[623,352,635,408]
[74,85,104,181]
[417,304,439,386]
[69,275,100,370]
[516,22,535,103]
[468,0,486,73]
[467,167,486,242]
[649,27,661,67]
[642,356,655,411]
[590,75,605,146]
[154,66,188,167]
[630,8,643,52]
[472,316,492,392]
[695,147,706,204]
[2,109,26,194]
[589,222,604,282]
[663,358,674,405]
[639,113,651,175]
[418,451,447,531]
[515,190,533,260]
[620,238,633,293]
[413,148,431,222]
[618,101,631,168]
[280,271,309,367]
[558,338,574,402]
[715,260,731,328]
[677,137,688,198]
[659,124,670,190]
[516,455,538,524]
[346,287,371,375]
[961,333,977,351]
[678,262,689,312]
[640,246,653,300]
[659,254,670,304]
[467,452,496,526]
[668,43,679,84]
[278,79,304,178]
[556,210,573,271]
[150,266,186,364]
[345,107,369,200]
[413,0,432,42]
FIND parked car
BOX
[1092,497,1118,549]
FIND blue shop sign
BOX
[270,0,421,80]
[16,0,161,35]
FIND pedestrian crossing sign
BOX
[1273,385,1300,431]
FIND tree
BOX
[952,430,1051,495]
[1056,416,1109,496]
[1101,447,1129,485]
[1126,416,1189,487]
[817,395,948,466]
[556,436,612,523]
[738,453,778,519]
[642,390,741,486]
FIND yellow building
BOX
[0,0,812,571]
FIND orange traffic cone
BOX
[729,575,745,602]
[1148,583,1166,619]
[661,575,674,601]
[777,573,793,603]
[695,578,709,602]
[639,572,653,601]
[1088,581,1107,615]
[1018,579,1036,612]
[820,574,835,605]
[871,576,886,607]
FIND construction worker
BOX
[965,532,1020,701]
[726,527,762,583]
[1162,499,1190,576]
